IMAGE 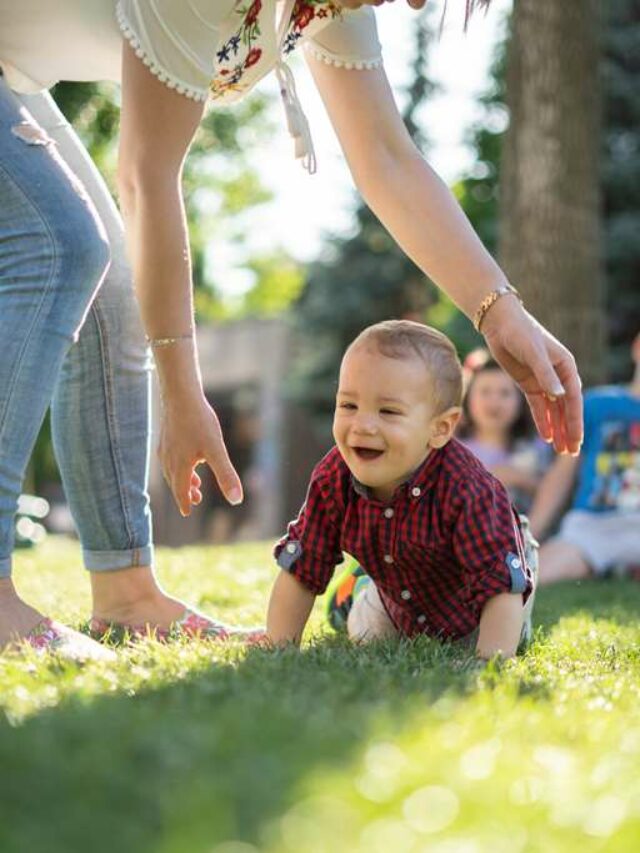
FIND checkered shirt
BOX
[274,439,533,641]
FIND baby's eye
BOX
[380,408,401,416]
[339,402,357,410]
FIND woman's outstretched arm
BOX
[118,43,243,515]
[308,57,583,455]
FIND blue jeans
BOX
[0,77,153,577]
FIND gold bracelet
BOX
[146,333,194,348]
[472,284,522,333]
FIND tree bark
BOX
[499,0,605,385]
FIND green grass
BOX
[1,537,640,853]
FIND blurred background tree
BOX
[498,0,605,386]
[456,0,640,383]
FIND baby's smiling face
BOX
[333,344,458,502]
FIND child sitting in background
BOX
[266,321,538,660]
[458,349,553,515]
[530,331,640,585]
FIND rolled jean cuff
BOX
[84,545,154,572]
[0,556,12,579]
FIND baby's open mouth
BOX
[352,447,384,461]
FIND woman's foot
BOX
[21,618,117,661]
[0,578,46,647]
[89,607,267,644]
[90,565,191,628]
[90,566,266,644]
[0,578,115,661]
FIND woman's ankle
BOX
[0,583,45,646]
[90,566,185,626]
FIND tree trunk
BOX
[499,0,605,385]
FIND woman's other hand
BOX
[480,297,583,456]
[158,394,243,516]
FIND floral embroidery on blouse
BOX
[283,0,341,55]
[210,0,262,98]
[210,0,341,100]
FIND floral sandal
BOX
[19,618,117,662]
[88,608,267,646]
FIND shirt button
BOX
[411,486,421,498]
[400,589,411,600]
[286,543,297,554]
[511,557,522,569]
[384,507,394,519]
[384,554,394,564]
[417,614,427,624]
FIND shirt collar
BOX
[351,446,445,503]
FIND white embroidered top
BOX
[0,1,383,172]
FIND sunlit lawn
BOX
[1,536,639,853]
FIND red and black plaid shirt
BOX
[274,438,533,641]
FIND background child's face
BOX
[333,345,437,500]
[467,368,522,434]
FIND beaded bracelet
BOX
[472,284,522,333]
[145,333,193,348]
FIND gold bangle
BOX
[146,333,193,348]
[472,284,522,333]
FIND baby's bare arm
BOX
[266,571,316,647]
[475,593,525,660]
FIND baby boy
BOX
[267,320,537,659]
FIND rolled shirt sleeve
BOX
[304,7,383,70]
[274,465,344,595]
[452,478,533,615]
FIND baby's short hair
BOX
[349,320,463,412]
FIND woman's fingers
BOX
[526,341,566,400]
[173,462,196,517]
[204,431,244,507]
[547,395,568,454]
[159,400,244,514]
[482,299,583,452]
[525,391,553,444]
[531,345,583,454]
[554,353,584,454]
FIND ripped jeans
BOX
[0,75,153,577]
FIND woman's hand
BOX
[157,394,243,516]
[480,296,583,455]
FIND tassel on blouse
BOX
[276,60,317,175]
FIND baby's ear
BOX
[429,407,462,448]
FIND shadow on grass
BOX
[0,636,478,853]
[3,582,638,852]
